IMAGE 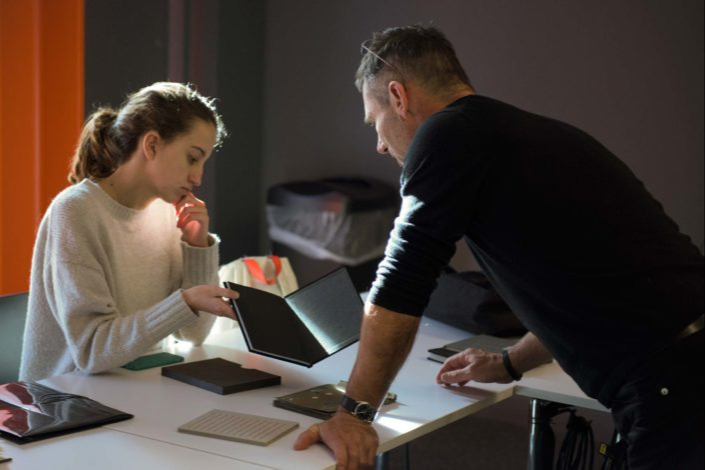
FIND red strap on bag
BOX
[243,256,282,285]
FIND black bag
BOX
[422,270,527,337]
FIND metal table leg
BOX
[527,398,564,470]
[375,450,390,470]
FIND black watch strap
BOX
[501,349,523,381]
[339,394,377,423]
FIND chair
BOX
[0,291,28,383]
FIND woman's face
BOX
[146,119,217,203]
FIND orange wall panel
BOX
[0,0,84,294]
[39,0,83,214]
[0,0,40,294]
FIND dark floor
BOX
[382,395,615,470]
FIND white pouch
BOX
[213,255,299,332]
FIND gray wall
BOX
[85,0,266,264]
[85,0,170,110]
[260,0,704,254]
[211,0,266,263]
[85,0,704,259]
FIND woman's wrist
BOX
[180,289,199,315]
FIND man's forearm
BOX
[507,331,553,374]
[343,303,421,408]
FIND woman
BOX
[19,82,238,381]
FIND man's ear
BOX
[388,80,409,119]
[140,131,160,160]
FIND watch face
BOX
[354,403,376,422]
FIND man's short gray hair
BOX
[355,25,473,104]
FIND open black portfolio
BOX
[224,267,364,367]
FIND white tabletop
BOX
[4,318,603,469]
[514,362,607,412]
[34,319,515,470]
[0,428,265,470]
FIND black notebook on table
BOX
[161,358,280,395]
[224,267,364,367]
[0,381,133,444]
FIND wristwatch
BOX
[339,395,377,423]
[501,348,523,381]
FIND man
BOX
[294,25,704,469]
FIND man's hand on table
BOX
[436,348,513,386]
[294,410,378,469]
[436,333,553,386]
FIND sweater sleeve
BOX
[46,259,198,375]
[368,112,492,315]
[173,233,221,344]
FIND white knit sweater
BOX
[20,179,218,381]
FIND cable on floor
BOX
[555,408,595,470]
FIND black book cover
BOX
[224,267,364,367]
[0,381,133,445]
[161,358,280,395]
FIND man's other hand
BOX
[294,410,378,469]
[436,348,513,386]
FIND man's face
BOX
[362,83,416,167]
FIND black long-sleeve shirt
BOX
[368,95,704,407]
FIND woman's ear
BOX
[141,131,160,160]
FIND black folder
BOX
[161,358,280,394]
[0,381,133,444]
[224,267,364,367]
